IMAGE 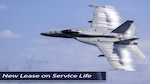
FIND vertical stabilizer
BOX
[112,20,135,36]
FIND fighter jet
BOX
[41,5,145,70]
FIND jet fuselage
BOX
[40,27,137,46]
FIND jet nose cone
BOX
[40,32,50,36]
[40,32,45,35]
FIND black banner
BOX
[0,72,106,80]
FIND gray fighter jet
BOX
[41,5,145,70]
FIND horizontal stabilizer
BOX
[112,20,134,34]
[127,45,145,59]
[115,38,139,45]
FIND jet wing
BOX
[90,5,120,32]
[96,40,125,70]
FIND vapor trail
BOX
[105,6,135,71]
[116,45,135,71]
[104,6,121,29]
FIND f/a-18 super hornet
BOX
[41,5,145,71]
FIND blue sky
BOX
[0,0,150,84]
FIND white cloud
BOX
[0,4,6,10]
[0,30,22,38]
